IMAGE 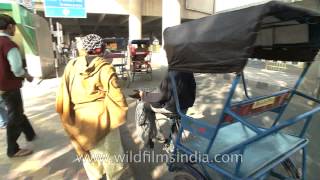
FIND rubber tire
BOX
[172,163,205,180]
[281,158,300,179]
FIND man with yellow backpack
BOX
[56,34,129,180]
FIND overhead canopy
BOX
[164,1,320,73]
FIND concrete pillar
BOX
[129,0,142,42]
[162,0,181,44]
[159,0,181,66]
[56,22,63,46]
[64,32,70,45]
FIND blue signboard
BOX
[44,0,86,18]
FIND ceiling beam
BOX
[77,19,84,35]
[84,27,127,33]
[142,16,161,24]
[119,16,129,25]
[60,21,128,27]
[64,24,127,29]
[73,19,81,33]
[93,14,107,33]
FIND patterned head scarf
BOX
[81,34,103,54]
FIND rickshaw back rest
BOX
[179,115,217,139]
[129,45,149,56]
[129,39,150,57]
[175,90,293,140]
[224,90,292,122]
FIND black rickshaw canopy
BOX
[164,1,320,73]
[131,39,150,45]
[103,37,127,51]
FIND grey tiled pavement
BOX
[0,57,319,180]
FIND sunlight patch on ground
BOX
[12,145,73,173]
[152,163,168,179]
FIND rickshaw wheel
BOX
[147,65,152,81]
[173,167,205,180]
[174,171,197,180]
[170,162,205,180]
[129,64,135,82]
[281,158,300,179]
[147,73,152,81]
[123,70,131,88]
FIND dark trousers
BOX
[142,102,179,143]
[1,89,35,157]
[141,102,187,148]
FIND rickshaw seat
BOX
[162,113,180,119]
[181,122,307,178]
[161,108,188,118]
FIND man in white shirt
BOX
[0,14,36,157]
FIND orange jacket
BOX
[56,56,128,156]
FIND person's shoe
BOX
[148,139,154,149]
[157,137,167,144]
[26,134,37,142]
[0,124,7,129]
[156,134,167,143]
[10,149,33,158]
[99,174,107,180]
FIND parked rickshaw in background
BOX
[128,39,152,83]
[162,1,320,179]
[103,37,129,86]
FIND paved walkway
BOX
[0,78,86,180]
[0,65,173,180]
[0,60,319,179]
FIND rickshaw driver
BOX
[135,70,196,145]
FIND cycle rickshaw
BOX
[129,39,152,82]
[103,37,129,85]
[163,1,320,179]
